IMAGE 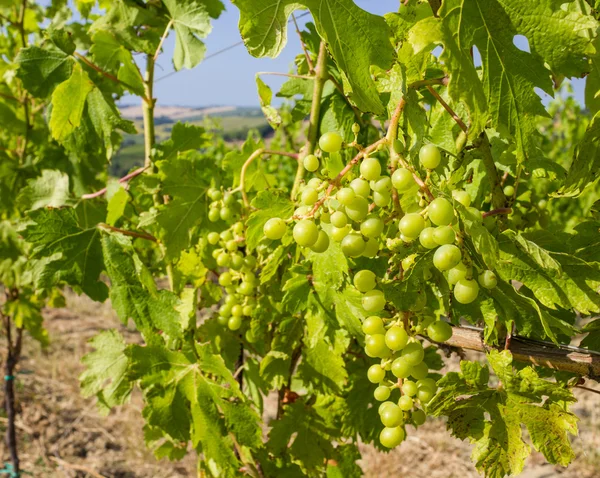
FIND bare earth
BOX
[4,294,599,477]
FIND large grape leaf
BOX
[15,43,75,98]
[20,208,108,301]
[17,170,70,210]
[231,0,393,114]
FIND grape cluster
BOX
[208,188,240,223]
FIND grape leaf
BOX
[15,43,74,98]
[256,75,282,129]
[231,0,393,114]
[246,190,295,251]
[17,170,70,210]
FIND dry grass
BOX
[1,293,599,477]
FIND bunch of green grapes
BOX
[208,188,242,223]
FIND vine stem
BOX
[482,207,512,218]
[154,19,173,62]
[386,97,406,213]
[142,55,156,170]
[17,0,30,163]
[256,72,313,80]
[81,166,148,199]
[426,85,468,133]
[291,13,314,73]
[98,224,158,242]
[291,41,328,200]
[74,52,144,99]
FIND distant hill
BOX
[112,105,271,177]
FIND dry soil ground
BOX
[2,293,599,478]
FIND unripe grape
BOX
[245,255,257,268]
[466,207,483,223]
[223,193,236,206]
[337,187,356,206]
[417,387,434,403]
[365,334,390,358]
[452,189,471,207]
[428,321,453,343]
[362,237,380,257]
[417,378,437,392]
[447,262,469,285]
[303,154,319,172]
[398,395,414,411]
[393,139,405,154]
[217,314,229,326]
[220,230,233,241]
[362,289,386,313]
[331,225,351,242]
[354,270,377,292]
[226,239,238,252]
[433,225,456,245]
[264,218,286,240]
[504,185,515,197]
[352,123,361,135]
[208,188,222,201]
[228,316,242,331]
[402,380,418,397]
[219,272,232,287]
[419,144,441,169]
[331,211,348,228]
[310,230,330,253]
[220,207,233,221]
[238,281,254,296]
[319,132,343,153]
[231,304,243,317]
[360,157,381,180]
[374,385,391,401]
[361,216,384,238]
[295,206,310,217]
[428,198,455,226]
[217,252,231,267]
[419,227,438,249]
[350,178,370,198]
[412,409,427,426]
[308,177,322,189]
[385,326,409,351]
[320,211,331,224]
[399,213,425,239]
[230,254,245,270]
[392,168,414,192]
[367,364,386,383]
[401,341,424,365]
[242,305,253,316]
[433,244,462,271]
[346,196,369,222]
[380,426,405,448]
[293,220,319,246]
[454,278,480,304]
[373,176,392,193]
[379,401,395,416]
[362,316,386,335]
[381,404,403,428]
[391,357,412,378]
[479,270,498,289]
[410,361,429,380]
[373,191,391,207]
[212,248,223,259]
[537,199,548,210]
[301,187,318,206]
[207,232,220,245]
[208,208,220,222]
[341,233,366,257]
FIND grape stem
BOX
[291,12,314,74]
[153,19,174,61]
[98,224,158,242]
[81,166,149,200]
[482,207,512,218]
[426,85,468,133]
[257,71,313,80]
[386,98,406,213]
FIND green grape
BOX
[242,305,253,316]
[399,213,425,239]
[385,325,409,351]
[208,188,222,201]
[244,255,257,268]
[427,321,453,343]
[293,220,319,246]
[331,211,348,228]
[401,254,416,272]
[373,176,392,193]
[220,230,233,241]
[374,385,391,401]
[367,364,386,383]
[398,395,414,411]
[224,295,238,306]
[226,239,238,252]
[217,314,229,326]
[361,216,384,238]
[452,189,471,207]
[379,401,395,416]
[419,144,441,169]
[331,225,351,242]
[466,207,483,223]
[207,232,220,245]
[380,426,405,448]
[310,230,330,253]
[217,252,231,267]
[433,244,462,271]
[360,157,381,181]
[212,248,223,259]
[454,278,479,304]
[400,233,414,243]
[447,262,469,285]
[320,211,331,224]
[391,357,412,378]
[238,281,254,296]
[537,199,548,210]
[208,208,220,222]
[428,198,455,226]
[381,403,403,427]
[362,237,379,257]
[363,316,386,335]
[341,233,366,257]
[418,227,437,249]
[401,341,424,365]
[412,409,427,426]
[479,270,498,289]
[417,387,434,403]
[231,304,243,317]
[301,187,318,206]
[393,139,405,154]
[230,254,245,270]
[373,191,391,208]
[224,193,236,206]
[401,380,418,397]
[337,187,356,206]
[433,225,456,245]
[392,168,414,192]
[264,218,286,240]
[228,316,242,331]
[319,132,343,153]
[417,378,437,392]
[352,123,361,135]
[362,289,386,313]
[354,270,377,292]
[308,178,322,189]
[504,185,515,197]
[303,154,319,172]
[220,207,233,221]
[351,178,371,198]
[295,206,310,217]
[365,334,389,358]
[218,272,232,287]
[346,196,369,222]
[410,361,429,380]
[232,222,244,235]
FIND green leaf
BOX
[232,0,394,114]
[21,208,108,301]
[162,0,225,71]
[155,122,210,161]
[4,298,48,346]
[15,44,74,98]
[282,266,312,314]
[256,75,282,129]
[106,187,129,226]
[246,190,295,251]
[49,62,94,142]
[17,170,70,210]
[297,336,348,394]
